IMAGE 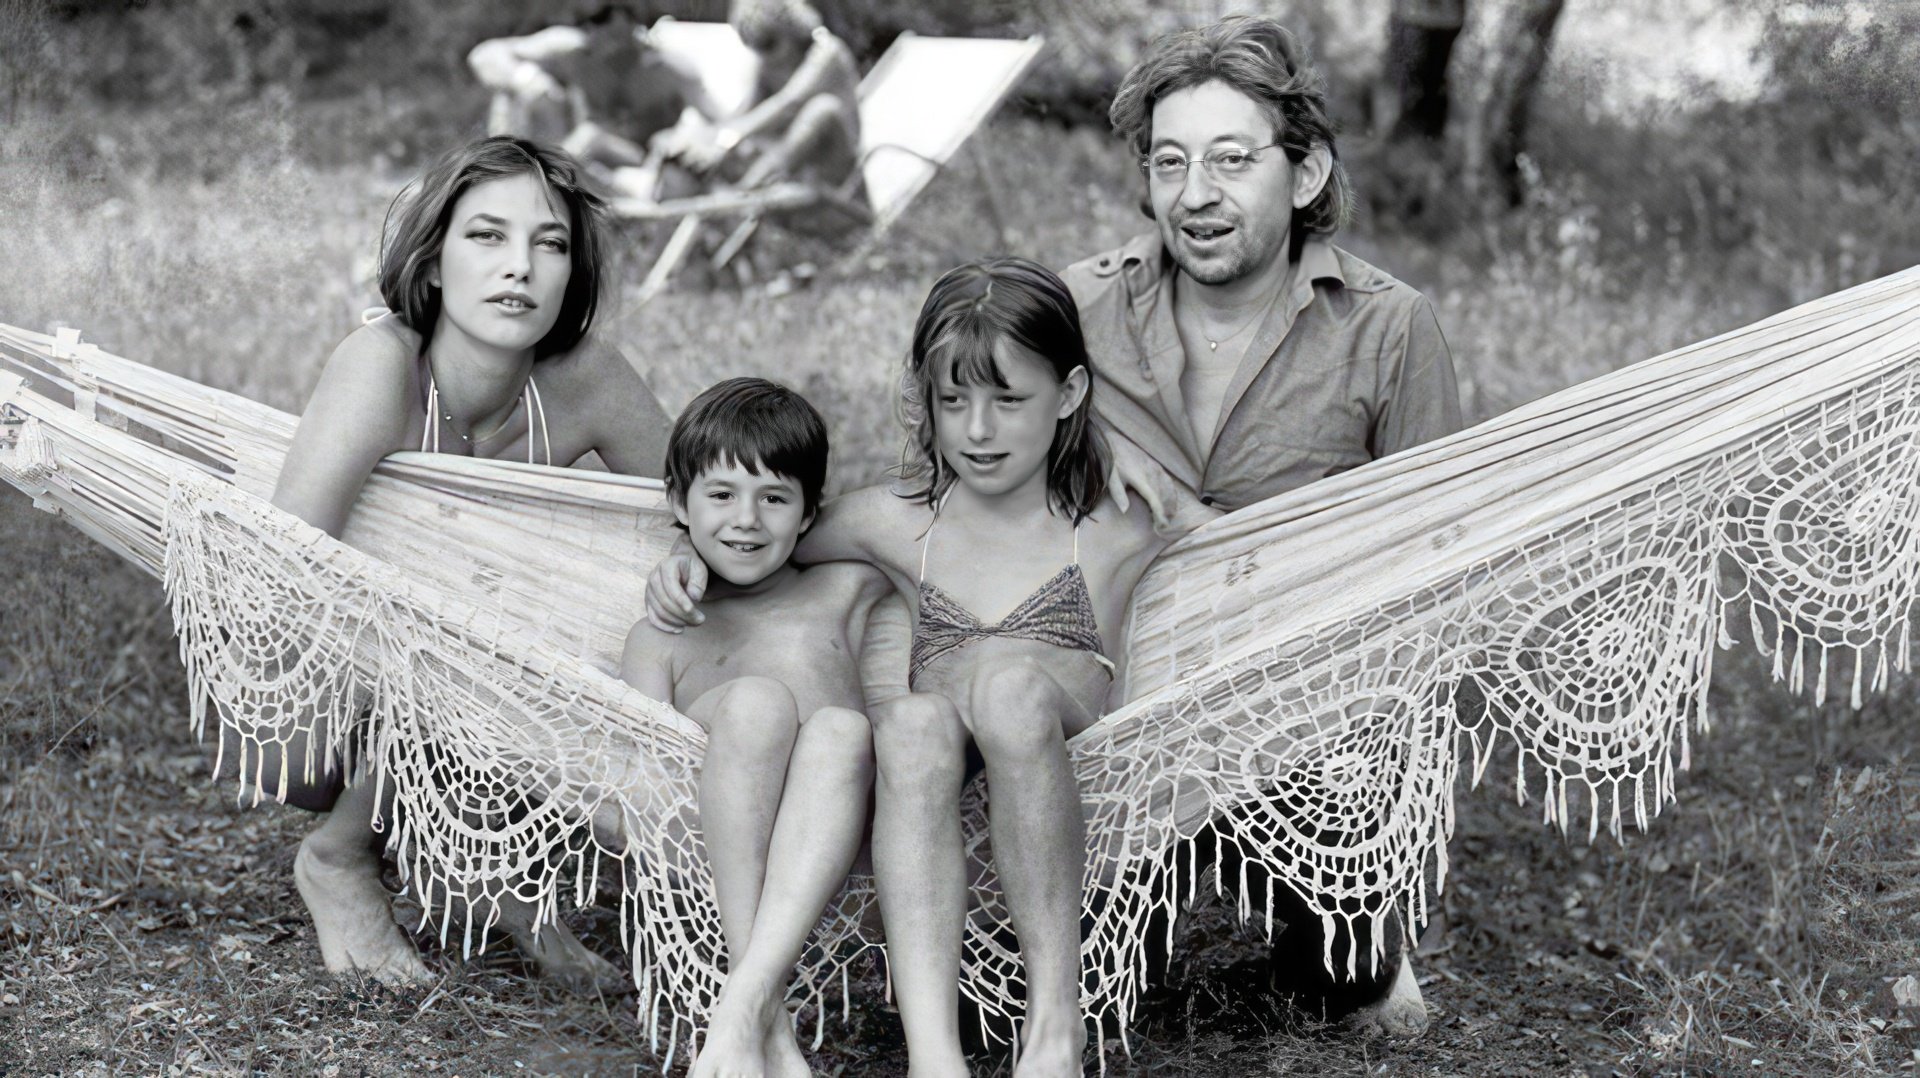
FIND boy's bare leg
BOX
[968,663,1093,1078]
[684,677,802,1076]
[870,694,972,1078]
[697,706,874,1078]
[294,779,432,985]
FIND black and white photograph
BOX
[3,0,1918,1074]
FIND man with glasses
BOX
[1067,15,1461,1038]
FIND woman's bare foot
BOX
[293,839,431,985]
[1345,955,1428,1037]
[1012,1010,1086,1078]
[505,919,629,997]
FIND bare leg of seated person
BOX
[870,694,972,1078]
[681,677,805,1078]
[735,93,858,195]
[966,661,1095,1078]
[693,705,873,1078]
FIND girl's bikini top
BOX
[907,497,1113,687]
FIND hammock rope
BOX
[3,267,1918,1053]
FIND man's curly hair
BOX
[1108,16,1353,241]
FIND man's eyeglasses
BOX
[1140,143,1280,185]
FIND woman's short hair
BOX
[1108,16,1353,240]
[378,136,608,361]
[665,378,831,521]
[899,256,1107,524]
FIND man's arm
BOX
[1373,296,1464,458]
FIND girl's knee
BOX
[969,663,1067,759]
[870,695,965,789]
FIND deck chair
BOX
[614,30,1047,298]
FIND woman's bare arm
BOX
[579,338,671,477]
[270,325,415,537]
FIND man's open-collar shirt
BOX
[1066,231,1464,515]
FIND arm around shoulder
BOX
[793,484,902,567]
[270,323,417,537]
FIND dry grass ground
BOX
[4,83,1920,1074]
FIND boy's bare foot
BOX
[1012,1011,1086,1078]
[1345,955,1428,1037]
[293,839,431,986]
[506,920,629,997]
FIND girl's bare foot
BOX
[293,839,431,985]
[692,983,777,1078]
[1012,1010,1086,1078]
[762,999,812,1078]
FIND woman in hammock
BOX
[654,258,1167,1077]
[258,135,671,988]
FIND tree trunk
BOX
[1374,0,1466,142]
[1443,0,1567,208]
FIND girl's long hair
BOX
[898,256,1108,524]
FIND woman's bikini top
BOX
[419,358,553,466]
[907,497,1113,687]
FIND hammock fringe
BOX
[3,265,1919,1052]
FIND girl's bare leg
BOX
[968,662,1094,1078]
[870,693,973,1078]
[697,706,874,1078]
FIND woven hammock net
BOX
[3,267,1918,1057]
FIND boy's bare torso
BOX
[662,561,884,717]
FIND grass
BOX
[5,64,1920,1075]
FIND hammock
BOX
[3,267,1918,1058]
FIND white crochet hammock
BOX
[3,267,1918,1060]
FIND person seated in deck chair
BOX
[467,3,724,174]
[667,0,862,207]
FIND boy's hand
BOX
[645,539,708,632]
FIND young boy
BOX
[620,377,888,1078]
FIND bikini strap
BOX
[422,367,439,454]
[527,375,550,466]
[1072,519,1080,566]
[919,491,954,583]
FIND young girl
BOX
[651,257,1166,1078]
